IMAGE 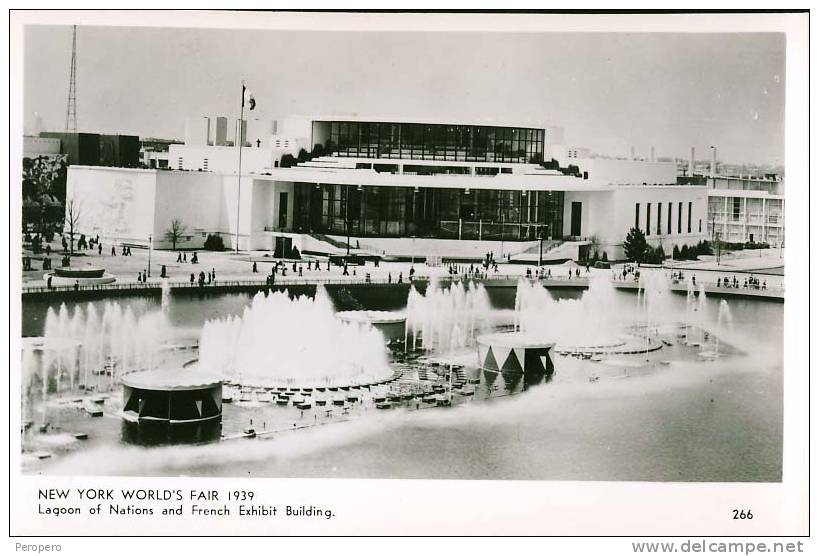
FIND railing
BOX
[21,275,426,295]
[20,272,784,298]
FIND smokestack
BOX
[650,146,655,163]
[689,147,695,176]
[710,146,717,177]
[630,146,635,160]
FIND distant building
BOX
[23,136,61,159]
[706,175,785,246]
[140,137,182,169]
[39,131,140,167]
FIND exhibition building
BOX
[66,115,708,260]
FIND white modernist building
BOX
[66,116,708,260]
[706,175,785,246]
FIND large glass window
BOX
[318,121,544,163]
[293,183,562,240]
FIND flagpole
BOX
[235,81,245,253]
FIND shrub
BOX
[623,227,648,263]
[204,234,225,251]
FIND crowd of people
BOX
[716,275,767,290]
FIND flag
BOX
[242,83,256,111]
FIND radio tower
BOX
[64,25,77,132]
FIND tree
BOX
[601,251,608,262]
[623,227,648,263]
[23,155,68,236]
[280,153,296,168]
[64,198,81,257]
[655,244,666,262]
[672,245,681,260]
[297,148,310,163]
[164,218,187,250]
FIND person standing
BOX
[111,246,116,256]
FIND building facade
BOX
[66,116,708,259]
[706,175,785,246]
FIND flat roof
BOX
[477,332,555,349]
[121,369,222,391]
[304,115,551,131]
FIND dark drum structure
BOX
[121,369,223,446]
[121,369,222,424]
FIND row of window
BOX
[293,183,563,240]
[321,121,545,164]
[635,201,700,236]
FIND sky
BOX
[23,25,786,166]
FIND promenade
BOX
[21,241,785,301]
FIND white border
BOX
[5,8,812,545]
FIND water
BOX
[405,279,493,353]
[21,300,173,423]
[198,287,392,387]
[515,274,626,348]
[20,274,783,481]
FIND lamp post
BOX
[147,234,152,278]
[715,230,721,266]
[346,185,351,258]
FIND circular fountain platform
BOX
[336,310,407,344]
[44,266,116,286]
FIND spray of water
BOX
[405,279,492,353]
[197,287,391,387]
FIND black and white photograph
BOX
[8,9,811,541]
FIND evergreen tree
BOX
[655,244,666,262]
[623,227,648,263]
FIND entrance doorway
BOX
[570,202,582,237]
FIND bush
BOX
[280,154,297,168]
[643,244,666,265]
[203,234,225,251]
[601,251,608,262]
[623,227,648,263]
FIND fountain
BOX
[336,310,407,345]
[405,279,492,353]
[517,275,626,353]
[197,287,392,388]
[21,300,174,425]
[44,264,116,286]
